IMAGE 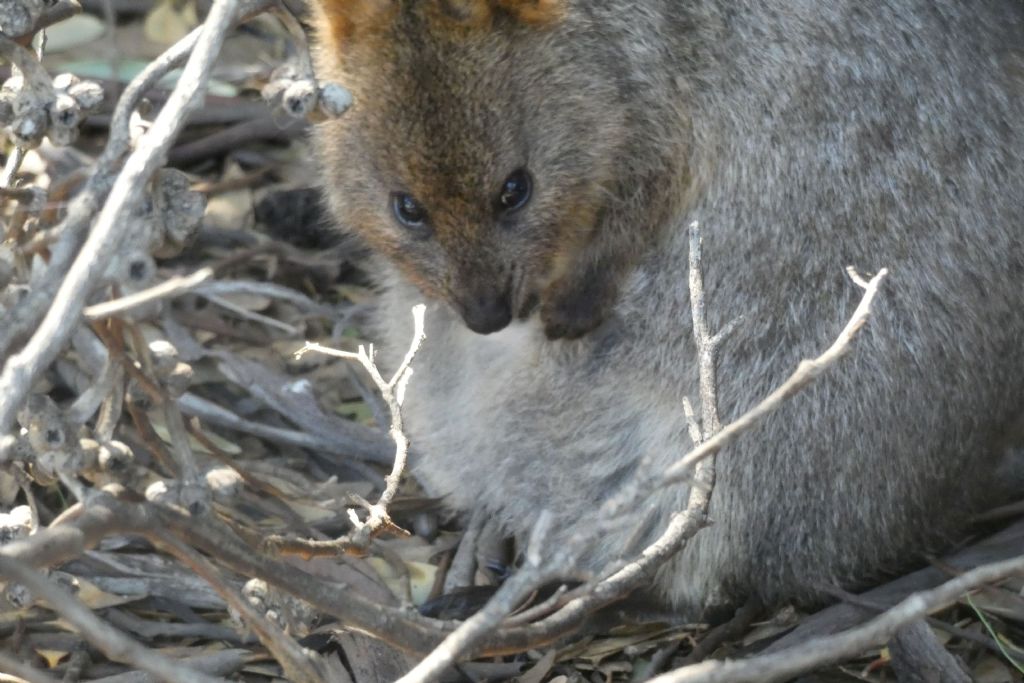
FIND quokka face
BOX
[310,0,631,334]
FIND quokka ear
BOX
[309,0,398,47]
[494,0,565,25]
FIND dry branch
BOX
[83,267,215,321]
[648,552,1024,683]
[662,267,888,486]
[269,303,427,555]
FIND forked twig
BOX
[268,304,427,555]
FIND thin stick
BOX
[395,519,562,683]
[647,552,1024,683]
[0,650,60,683]
[275,304,427,553]
[662,268,888,485]
[84,267,215,320]
[204,293,301,334]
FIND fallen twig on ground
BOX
[648,552,1024,683]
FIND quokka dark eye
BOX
[496,169,532,213]
[391,192,430,232]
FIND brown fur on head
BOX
[313,0,564,48]
[310,0,630,334]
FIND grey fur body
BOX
[318,0,1024,613]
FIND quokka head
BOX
[310,0,629,334]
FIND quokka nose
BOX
[460,294,513,335]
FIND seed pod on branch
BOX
[149,340,193,398]
[235,578,317,637]
[17,393,66,455]
[67,79,105,113]
[9,106,47,147]
[262,63,352,122]
[49,91,82,128]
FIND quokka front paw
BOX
[540,279,611,340]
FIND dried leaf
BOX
[333,284,377,306]
[0,471,19,507]
[144,0,199,45]
[969,586,1024,624]
[34,648,69,668]
[76,578,144,609]
[202,161,256,233]
[150,414,242,455]
[364,558,438,606]
[972,655,1018,683]
[516,649,557,683]
[284,500,337,524]
[44,15,107,52]
[212,293,271,312]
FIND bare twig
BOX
[84,267,215,320]
[819,585,1006,656]
[0,649,60,683]
[688,222,723,438]
[479,265,890,654]
[0,146,28,188]
[272,304,427,553]
[662,268,888,485]
[647,552,1024,683]
[444,510,486,592]
[396,517,563,683]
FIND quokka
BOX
[309,0,1024,614]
